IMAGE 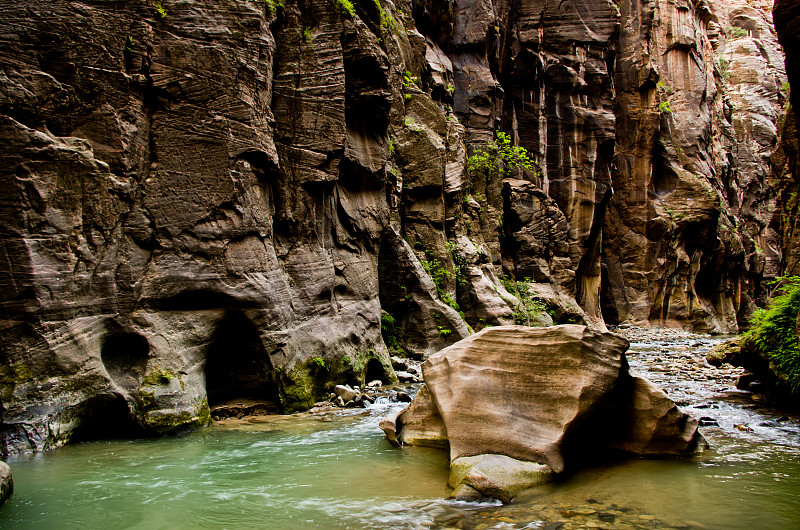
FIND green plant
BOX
[437,325,452,336]
[152,1,167,19]
[658,100,672,114]
[401,70,418,91]
[781,81,791,97]
[309,356,327,369]
[265,0,285,12]
[719,58,731,79]
[728,26,748,38]
[467,131,536,177]
[125,35,135,52]
[402,116,424,137]
[336,0,356,17]
[501,276,551,326]
[380,5,400,34]
[746,276,800,394]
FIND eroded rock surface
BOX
[382,325,706,501]
[422,325,629,473]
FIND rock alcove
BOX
[204,310,281,416]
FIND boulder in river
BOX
[0,461,12,505]
[448,454,553,504]
[381,325,706,502]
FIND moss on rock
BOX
[143,398,211,435]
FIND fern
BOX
[747,276,800,394]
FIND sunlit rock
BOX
[383,325,706,502]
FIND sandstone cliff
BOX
[0,0,787,455]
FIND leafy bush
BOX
[467,131,536,177]
[747,276,800,394]
[336,0,356,18]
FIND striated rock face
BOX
[0,0,456,456]
[421,325,628,473]
[381,325,706,502]
[773,0,800,278]
[0,0,788,455]
[605,0,786,331]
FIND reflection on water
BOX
[2,330,800,529]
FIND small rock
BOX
[367,380,382,388]
[335,396,346,407]
[736,373,758,391]
[395,371,419,383]
[334,385,357,402]
[391,356,411,371]
[734,423,752,432]
[396,391,412,403]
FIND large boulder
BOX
[422,325,629,473]
[0,461,12,505]
[381,324,706,502]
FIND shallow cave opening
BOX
[364,358,389,384]
[69,393,144,443]
[204,310,280,412]
[101,332,149,391]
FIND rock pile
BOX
[380,325,706,502]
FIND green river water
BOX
[1,331,799,529]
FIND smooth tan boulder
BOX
[422,325,628,473]
[382,324,707,502]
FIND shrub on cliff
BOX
[467,131,536,177]
[747,276,800,395]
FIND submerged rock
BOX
[381,325,706,502]
[448,454,553,504]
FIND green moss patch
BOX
[747,276,800,395]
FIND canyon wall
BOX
[0,0,787,455]
[773,0,800,278]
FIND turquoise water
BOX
[2,332,800,529]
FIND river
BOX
[1,327,799,529]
